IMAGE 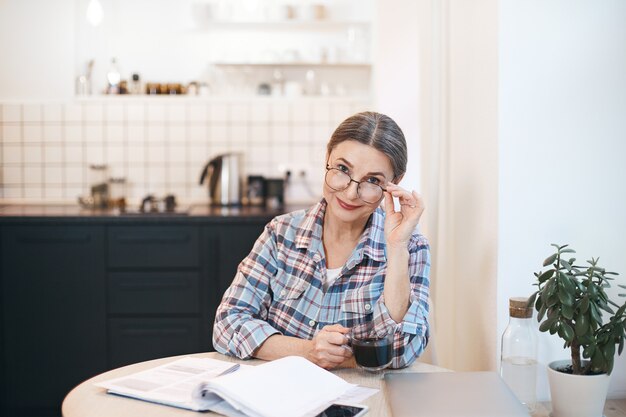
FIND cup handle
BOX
[343,334,353,354]
[344,333,353,347]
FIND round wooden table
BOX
[62,352,449,417]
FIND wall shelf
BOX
[211,61,371,68]
[73,95,372,102]
[193,20,370,31]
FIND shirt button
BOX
[280,289,287,297]
[309,319,316,327]
[364,303,372,311]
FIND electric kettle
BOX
[199,153,243,206]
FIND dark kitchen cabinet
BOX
[107,271,200,315]
[204,223,267,347]
[105,226,203,368]
[214,223,267,298]
[109,317,201,368]
[107,270,203,369]
[0,225,106,417]
[107,225,199,268]
[0,215,273,417]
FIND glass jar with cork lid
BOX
[89,164,109,208]
[500,296,538,412]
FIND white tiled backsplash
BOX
[0,97,370,203]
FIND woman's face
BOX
[323,140,395,225]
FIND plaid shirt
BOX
[213,199,430,369]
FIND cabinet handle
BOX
[116,234,190,244]
[120,328,191,336]
[117,279,191,290]
[17,234,91,244]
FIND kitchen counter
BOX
[0,203,310,223]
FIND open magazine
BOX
[96,356,377,417]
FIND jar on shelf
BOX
[130,73,142,95]
[500,296,538,412]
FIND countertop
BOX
[0,203,309,223]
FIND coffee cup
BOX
[349,323,394,371]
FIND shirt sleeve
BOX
[212,220,282,359]
[371,235,431,369]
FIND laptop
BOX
[384,371,530,417]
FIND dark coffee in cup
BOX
[352,337,393,370]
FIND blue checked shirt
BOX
[213,199,430,369]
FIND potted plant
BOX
[529,244,626,417]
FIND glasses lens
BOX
[358,183,383,203]
[326,169,350,191]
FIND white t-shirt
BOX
[324,267,342,292]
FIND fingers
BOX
[383,191,395,214]
[310,344,352,369]
[317,354,351,370]
[322,324,350,334]
[385,184,421,210]
[326,345,352,358]
[385,184,415,204]
[326,331,349,346]
[412,191,425,213]
[310,325,354,369]
[320,324,350,346]
[338,356,357,369]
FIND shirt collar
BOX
[294,199,387,263]
[345,207,387,268]
[294,199,326,252]
[359,207,387,263]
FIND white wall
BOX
[0,0,75,100]
[372,0,421,190]
[75,0,373,96]
[0,0,372,100]
[498,0,626,400]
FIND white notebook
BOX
[96,356,355,417]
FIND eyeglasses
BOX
[325,165,388,204]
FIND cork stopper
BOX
[509,297,533,318]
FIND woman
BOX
[213,111,430,369]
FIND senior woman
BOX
[213,111,430,369]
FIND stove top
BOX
[119,194,189,215]
[118,208,189,216]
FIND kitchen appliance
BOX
[247,175,266,206]
[140,194,177,213]
[265,178,285,209]
[118,194,188,216]
[199,153,243,206]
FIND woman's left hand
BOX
[382,184,425,249]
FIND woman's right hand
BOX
[306,324,352,369]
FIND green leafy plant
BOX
[529,244,626,375]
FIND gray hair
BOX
[326,111,407,179]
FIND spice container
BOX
[109,177,127,209]
[130,73,142,94]
[89,164,109,208]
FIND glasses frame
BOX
[324,164,389,204]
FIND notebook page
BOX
[206,356,355,417]
[96,357,247,410]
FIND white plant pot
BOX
[547,360,611,417]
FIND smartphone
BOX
[314,403,368,417]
